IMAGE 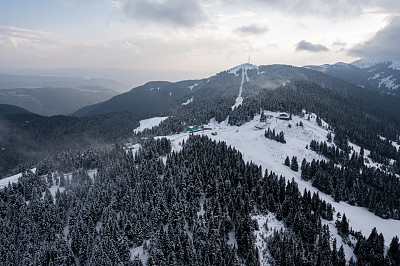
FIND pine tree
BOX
[337,245,346,266]
[338,213,349,236]
[290,156,298,172]
[327,132,332,143]
[284,156,290,167]
[387,236,400,265]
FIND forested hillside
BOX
[0,106,141,176]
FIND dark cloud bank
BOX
[233,24,269,36]
[349,16,400,59]
[296,40,329,52]
[121,0,207,27]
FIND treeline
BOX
[309,139,353,166]
[355,227,400,265]
[301,157,400,219]
[306,136,400,219]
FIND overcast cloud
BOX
[296,40,329,52]
[332,41,346,46]
[217,0,400,19]
[118,0,207,27]
[0,26,60,48]
[0,0,399,77]
[233,24,268,36]
[349,16,400,59]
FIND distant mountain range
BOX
[0,74,123,115]
[0,86,118,116]
[0,73,127,92]
[306,58,400,97]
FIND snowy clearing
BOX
[182,97,193,106]
[0,168,36,189]
[130,240,150,265]
[253,213,285,265]
[133,116,169,133]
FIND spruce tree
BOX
[285,156,290,166]
[387,236,400,265]
[290,156,298,172]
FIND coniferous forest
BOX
[1,136,399,265]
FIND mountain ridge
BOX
[73,63,379,117]
[306,57,400,96]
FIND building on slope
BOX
[278,113,290,121]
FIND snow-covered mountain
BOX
[306,58,400,96]
[351,58,400,71]
[351,58,400,96]
[73,63,370,117]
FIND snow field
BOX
[133,116,169,133]
[253,213,285,265]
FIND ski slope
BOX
[160,111,400,247]
[229,64,256,110]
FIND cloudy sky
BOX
[0,0,399,82]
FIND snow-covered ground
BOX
[160,111,400,247]
[379,135,400,150]
[133,116,169,133]
[322,219,355,261]
[0,168,36,189]
[231,66,245,110]
[188,83,198,90]
[378,75,399,91]
[130,240,150,265]
[253,213,285,265]
[229,64,257,110]
[182,97,193,106]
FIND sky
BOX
[0,0,399,84]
